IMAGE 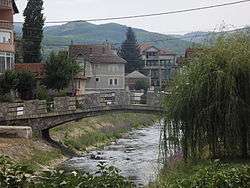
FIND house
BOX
[125,71,150,91]
[69,44,127,93]
[0,0,18,74]
[139,43,177,89]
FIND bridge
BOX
[0,91,164,137]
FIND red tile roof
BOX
[15,63,45,78]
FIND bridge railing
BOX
[0,91,164,120]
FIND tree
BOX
[16,71,37,100]
[119,27,142,73]
[163,33,250,161]
[22,0,45,63]
[44,51,80,92]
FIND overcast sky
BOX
[14,0,250,34]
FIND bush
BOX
[0,70,18,102]
[155,161,250,188]
[0,155,133,188]
[16,71,37,100]
[36,84,50,101]
[0,156,34,188]
[175,162,250,188]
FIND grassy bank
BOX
[50,112,158,153]
[149,160,250,188]
[0,138,65,171]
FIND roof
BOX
[15,63,45,78]
[138,43,159,53]
[138,43,176,55]
[159,48,176,56]
[12,0,19,14]
[69,44,127,64]
[126,71,148,79]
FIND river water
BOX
[63,124,162,187]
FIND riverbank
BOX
[149,160,250,188]
[0,112,158,170]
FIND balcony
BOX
[0,0,12,9]
[0,20,13,30]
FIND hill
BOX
[15,21,193,55]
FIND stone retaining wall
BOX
[146,92,164,107]
[54,97,76,112]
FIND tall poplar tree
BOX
[119,27,142,73]
[22,0,45,63]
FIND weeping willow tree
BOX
[163,33,250,162]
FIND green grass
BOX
[51,112,159,152]
[19,147,63,171]
[149,160,250,188]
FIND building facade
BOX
[0,0,18,74]
[139,44,177,89]
[69,44,126,93]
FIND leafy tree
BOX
[44,51,80,92]
[16,71,37,100]
[163,33,250,161]
[22,0,45,63]
[119,27,142,73]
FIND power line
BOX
[13,0,250,24]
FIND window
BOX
[109,79,113,85]
[96,77,100,82]
[114,79,118,85]
[0,31,11,43]
[0,52,14,73]
[78,80,81,89]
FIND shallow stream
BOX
[63,124,162,187]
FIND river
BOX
[63,123,162,187]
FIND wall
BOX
[0,91,162,123]
[76,91,131,110]
[146,92,164,107]
[86,63,125,91]
[0,100,47,119]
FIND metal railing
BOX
[0,0,12,8]
[0,20,13,30]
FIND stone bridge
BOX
[0,91,164,136]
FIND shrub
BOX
[0,155,133,188]
[0,156,34,188]
[0,70,18,102]
[36,84,50,101]
[16,71,37,100]
[174,162,250,188]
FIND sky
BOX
[14,0,250,35]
